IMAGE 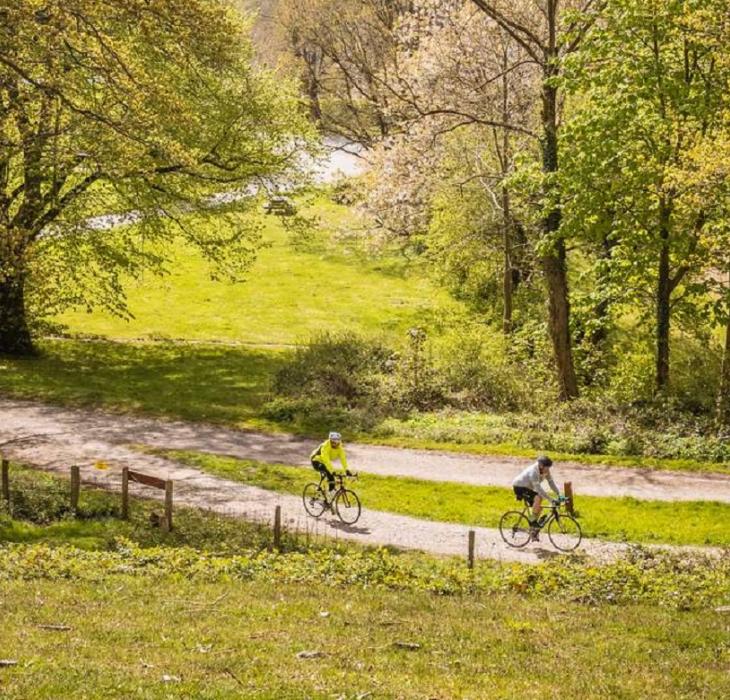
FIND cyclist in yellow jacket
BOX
[310,431,350,501]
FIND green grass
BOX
[1,197,726,472]
[0,339,284,429]
[0,577,727,699]
[57,197,461,344]
[162,450,730,547]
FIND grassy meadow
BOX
[56,198,461,344]
[1,577,728,699]
[0,465,728,699]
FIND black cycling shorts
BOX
[513,486,538,506]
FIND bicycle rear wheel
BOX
[499,511,532,548]
[303,483,327,518]
[335,488,361,525]
[547,514,582,552]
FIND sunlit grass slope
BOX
[57,198,462,344]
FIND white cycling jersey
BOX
[512,462,559,501]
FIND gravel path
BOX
[1,397,726,563]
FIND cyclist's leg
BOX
[532,494,543,523]
[514,487,538,525]
[312,461,335,498]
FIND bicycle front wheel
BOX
[335,489,361,525]
[303,483,327,518]
[547,514,582,552]
[499,511,532,548]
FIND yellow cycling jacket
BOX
[310,439,349,473]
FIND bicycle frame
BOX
[518,501,568,529]
[317,473,355,492]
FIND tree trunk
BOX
[541,72,578,400]
[542,237,577,400]
[717,273,730,432]
[655,207,671,392]
[502,186,513,334]
[306,75,323,122]
[500,48,513,335]
[0,269,33,356]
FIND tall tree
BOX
[363,3,539,334]
[276,0,412,146]
[0,0,312,355]
[561,0,730,393]
[466,0,605,400]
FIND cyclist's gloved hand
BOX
[551,499,560,506]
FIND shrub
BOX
[4,469,117,524]
[431,326,533,411]
[273,332,392,403]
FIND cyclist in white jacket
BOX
[512,455,562,538]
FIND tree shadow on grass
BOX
[0,338,290,427]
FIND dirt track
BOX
[1,397,727,563]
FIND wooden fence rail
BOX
[122,467,174,531]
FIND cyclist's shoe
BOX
[529,527,540,542]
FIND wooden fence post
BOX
[163,480,173,532]
[121,467,129,520]
[467,530,475,569]
[273,505,282,551]
[70,465,80,514]
[2,458,9,506]
[564,482,574,515]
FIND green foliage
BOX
[560,0,730,392]
[377,398,730,466]
[1,538,728,612]
[268,325,546,429]
[1,0,315,351]
[273,331,392,403]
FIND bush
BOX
[431,326,534,411]
[4,469,117,524]
[273,332,392,403]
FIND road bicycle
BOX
[499,498,582,552]
[302,473,361,525]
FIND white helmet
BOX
[328,431,342,441]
